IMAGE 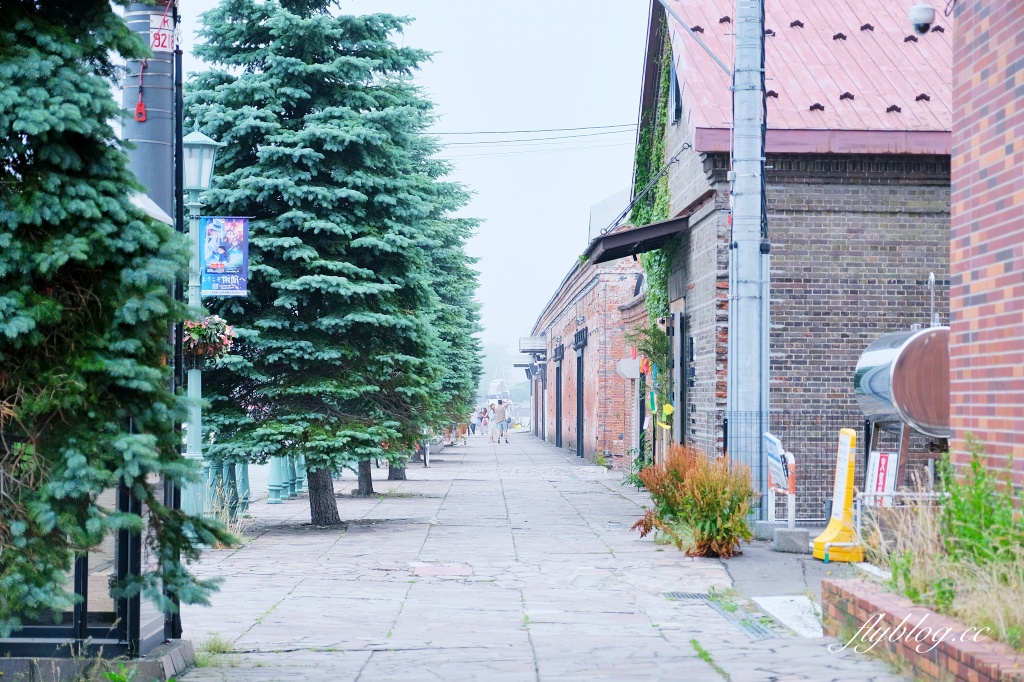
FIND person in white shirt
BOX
[493,400,508,444]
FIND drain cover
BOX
[664,592,709,601]
[707,602,777,640]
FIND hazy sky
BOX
[177,1,650,351]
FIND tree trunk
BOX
[306,467,342,526]
[357,459,374,496]
[388,459,407,481]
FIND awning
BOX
[584,215,690,264]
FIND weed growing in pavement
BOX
[194,633,236,669]
[632,444,757,557]
[708,586,740,613]
[623,444,651,490]
[690,639,730,680]
[867,437,1024,651]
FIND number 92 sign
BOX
[150,15,175,53]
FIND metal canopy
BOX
[585,215,690,264]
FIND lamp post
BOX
[181,131,223,517]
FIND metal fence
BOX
[690,409,864,521]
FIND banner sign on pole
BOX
[200,217,249,297]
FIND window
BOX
[669,57,683,125]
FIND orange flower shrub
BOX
[631,443,758,558]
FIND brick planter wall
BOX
[822,578,1024,681]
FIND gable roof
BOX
[657,0,952,154]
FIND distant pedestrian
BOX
[494,399,509,444]
[487,403,497,442]
[470,410,480,437]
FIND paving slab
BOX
[178,434,905,681]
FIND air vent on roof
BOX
[766,90,779,98]
[691,25,704,33]
[719,15,731,23]
[916,93,931,101]
[790,19,804,28]
[932,25,945,33]
[833,32,847,40]
[765,28,776,36]
[860,23,875,31]
[810,103,825,111]
[887,105,902,113]
[840,92,855,100]
[904,35,919,42]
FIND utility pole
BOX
[121,3,175,217]
[728,0,770,516]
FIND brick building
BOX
[527,256,648,466]
[583,0,954,518]
[949,1,1024,487]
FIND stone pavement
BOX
[179,433,905,681]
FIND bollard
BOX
[296,453,307,494]
[267,456,283,504]
[225,462,239,521]
[238,462,251,514]
[286,456,298,498]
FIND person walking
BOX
[493,399,508,444]
[469,410,480,437]
[487,403,497,443]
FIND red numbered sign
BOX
[149,15,174,53]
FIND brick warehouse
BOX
[579,0,954,519]
[949,0,1024,487]
[527,255,648,466]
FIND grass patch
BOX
[708,586,740,613]
[194,633,235,668]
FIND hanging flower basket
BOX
[183,315,235,367]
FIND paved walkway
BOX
[179,433,904,681]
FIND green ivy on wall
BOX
[631,26,674,319]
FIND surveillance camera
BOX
[909,0,936,35]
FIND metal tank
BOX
[853,326,951,438]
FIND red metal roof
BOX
[665,0,952,154]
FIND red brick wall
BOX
[950,0,1024,486]
[823,579,1024,682]
[532,259,645,463]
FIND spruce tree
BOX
[425,212,484,425]
[0,0,232,635]
[187,0,476,525]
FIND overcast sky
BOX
[177,0,650,355]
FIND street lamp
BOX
[182,131,223,517]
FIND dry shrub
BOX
[631,443,757,558]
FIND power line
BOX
[442,140,634,160]
[431,123,637,136]
[442,129,637,147]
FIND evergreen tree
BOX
[425,211,483,425]
[187,0,477,525]
[0,0,231,635]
